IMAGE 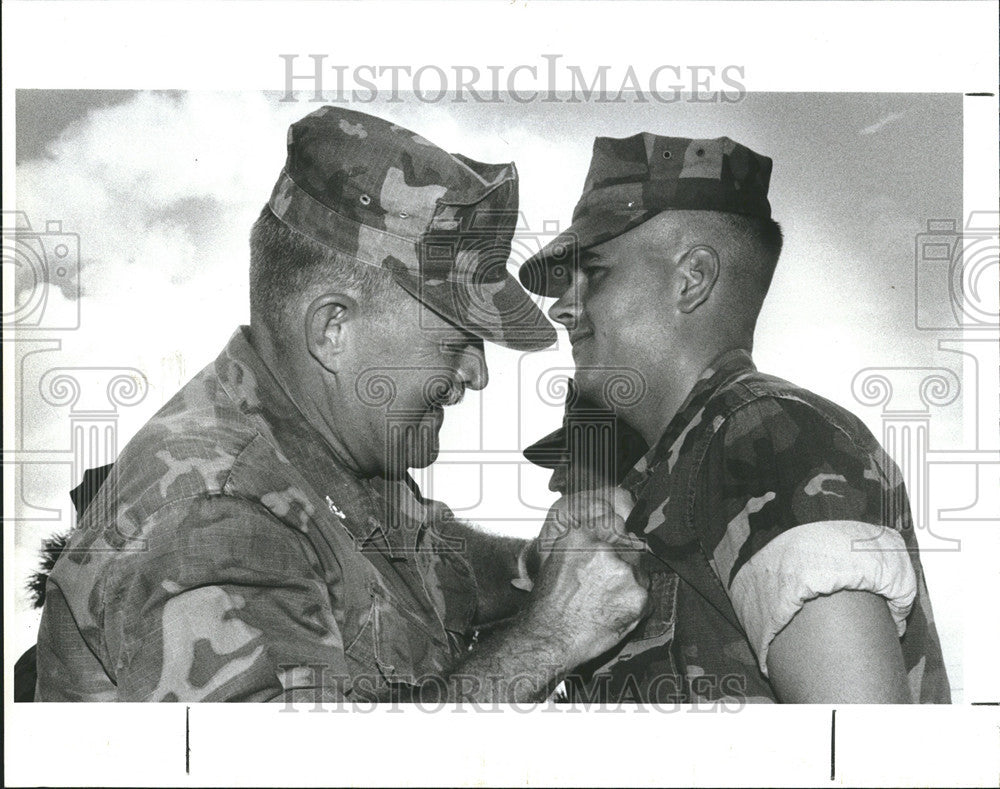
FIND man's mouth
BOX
[433,387,465,409]
[426,388,464,424]
[569,331,593,351]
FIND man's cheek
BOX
[573,368,609,407]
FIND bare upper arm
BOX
[765,589,911,703]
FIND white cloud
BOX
[10,93,566,648]
[859,110,906,136]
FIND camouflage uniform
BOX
[34,107,558,702]
[565,350,951,704]
[35,329,479,702]
[518,130,950,703]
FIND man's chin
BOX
[385,421,441,474]
[380,447,437,478]
[407,450,438,470]
[573,368,612,409]
[574,366,646,413]
[405,434,440,469]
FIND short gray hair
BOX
[248,205,398,338]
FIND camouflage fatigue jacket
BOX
[35,328,478,702]
[568,349,950,704]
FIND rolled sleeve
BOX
[696,395,919,676]
[728,520,917,675]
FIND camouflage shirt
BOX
[568,349,950,704]
[35,328,479,702]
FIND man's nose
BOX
[547,272,581,331]
[547,465,569,494]
[457,342,489,391]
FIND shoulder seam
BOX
[221,431,269,496]
[112,489,319,566]
[727,390,873,458]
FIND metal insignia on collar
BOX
[325,495,346,520]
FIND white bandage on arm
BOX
[728,521,917,676]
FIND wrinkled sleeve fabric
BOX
[106,496,352,702]
[696,396,917,675]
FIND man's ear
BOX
[304,292,359,373]
[676,245,720,313]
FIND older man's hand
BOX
[509,488,649,667]
[524,489,650,667]
[538,487,645,564]
[524,523,650,668]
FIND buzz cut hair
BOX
[248,204,397,339]
[710,211,784,294]
[650,209,784,295]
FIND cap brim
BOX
[390,267,557,352]
[270,170,555,351]
[522,426,569,470]
[518,209,653,297]
[525,427,650,482]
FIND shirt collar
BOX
[215,327,410,549]
[621,348,756,494]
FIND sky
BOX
[8,90,985,699]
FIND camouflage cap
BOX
[519,133,774,296]
[523,379,648,487]
[269,107,556,351]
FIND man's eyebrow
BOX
[577,249,605,265]
[447,329,484,351]
[435,317,483,350]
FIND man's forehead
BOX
[578,227,641,265]
[578,210,686,266]
[577,242,625,268]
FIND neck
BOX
[623,354,706,447]
[247,322,377,478]
[629,336,752,447]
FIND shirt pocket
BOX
[596,568,679,669]
[414,524,478,645]
[343,580,454,699]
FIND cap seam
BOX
[276,170,521,255]
[434,162,518,208]
[275,169,429,252]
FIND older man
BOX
[34,108,648,703]
[519,132,950,703]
